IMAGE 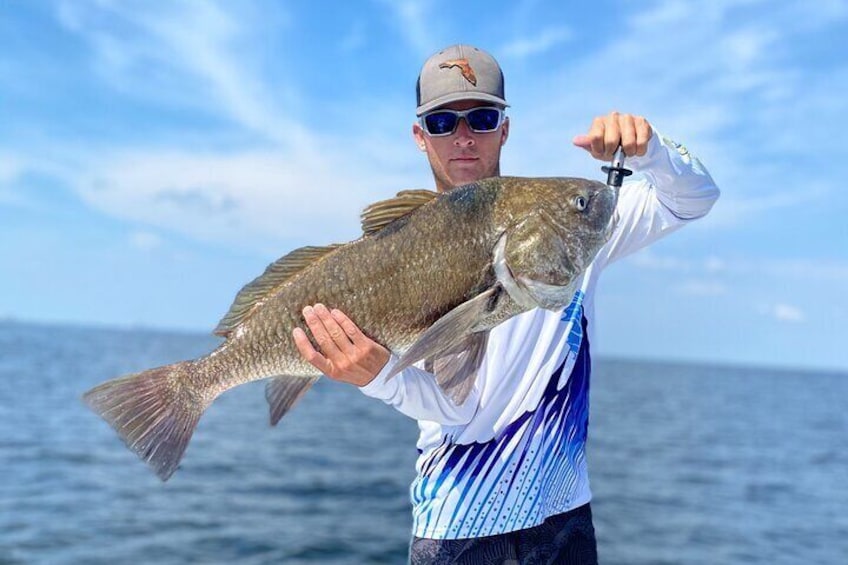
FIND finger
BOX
[589,116,606,159]
[634,116,651,156]
[293,327,332,373]
[572,134,592,150]
[330,308,368,344]
[603,112,621,159]
[313,304,356,355]
[619,115,637,157]
[331,309,391,372]
[302,305,343,359]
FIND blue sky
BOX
[1,0,846,372]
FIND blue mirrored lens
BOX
[467,108,501,131]
[424,112,459,135]
[422,107,503,135]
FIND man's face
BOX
[412,100,509,193]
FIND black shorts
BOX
[409,503,598,565]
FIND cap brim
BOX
[416,92,509,116]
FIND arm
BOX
[573,112,720,266]
[293,304,479,425]
[358,353,480,425]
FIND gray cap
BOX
[415,45,507,116]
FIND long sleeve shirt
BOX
[360,131,720,539]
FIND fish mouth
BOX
[593,185,619,239]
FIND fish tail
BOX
[82,361,213,481]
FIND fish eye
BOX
[573,195,587,211]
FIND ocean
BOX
[1,321,846,564]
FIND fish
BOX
[83,176,617,481]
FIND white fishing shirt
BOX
[359,131,720,540]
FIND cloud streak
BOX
[509,0,847,238]
[38,0,424,252]
[628,249,848,283]
[9,0,848,264]
[56,0,305,146]
[378,0,434,56]
[500,26,571,59]
[760,303,805,323]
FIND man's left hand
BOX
[572,111,652,161]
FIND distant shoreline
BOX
[2,317,844,378]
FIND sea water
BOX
[1,322,845,564]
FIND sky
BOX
[1,0,846,373]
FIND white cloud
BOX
[675,280,728,296]
[379,0,434,56]
[340,21,367,52]
[627,250,727,274]
[627,250,848,283]
[507,0,846,234]
[701,183,832,229]
[0,153,25,184]
[55,0,305,147]
[72,141,422,253]
[500,27,572,59]
[129,230,163,251]
[760,302,805,323]
[704,256,725,273]
[628,250,691,271]
[38,0,428,253]
[20,0,846,269]
[759,258,848,282]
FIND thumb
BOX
[572,134,592,150]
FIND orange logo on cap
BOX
[439,58,477,86]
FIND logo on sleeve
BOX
[662,136,690,157]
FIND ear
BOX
[500,117,510,147]
[412,122,427,151]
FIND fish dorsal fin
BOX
[360,189,439,235]
[214,244,342,337]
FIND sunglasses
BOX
[420,106,505,137]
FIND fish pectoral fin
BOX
[430,332,489,405]
[266,375,320,426]
[389,286,500,403]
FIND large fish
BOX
[83,176,617,480]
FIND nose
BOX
[453,119,475,147]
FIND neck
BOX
[436,165,502,193]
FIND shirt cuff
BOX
[623,127,663,172]
[357,354,400,400]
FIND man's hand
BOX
[293,304,390,387]
[572,111,652,161]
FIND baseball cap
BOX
[415,45,507,116]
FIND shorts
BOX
[409,503,598,565]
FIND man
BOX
[293,45,719,564]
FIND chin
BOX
[449,169,483,186]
